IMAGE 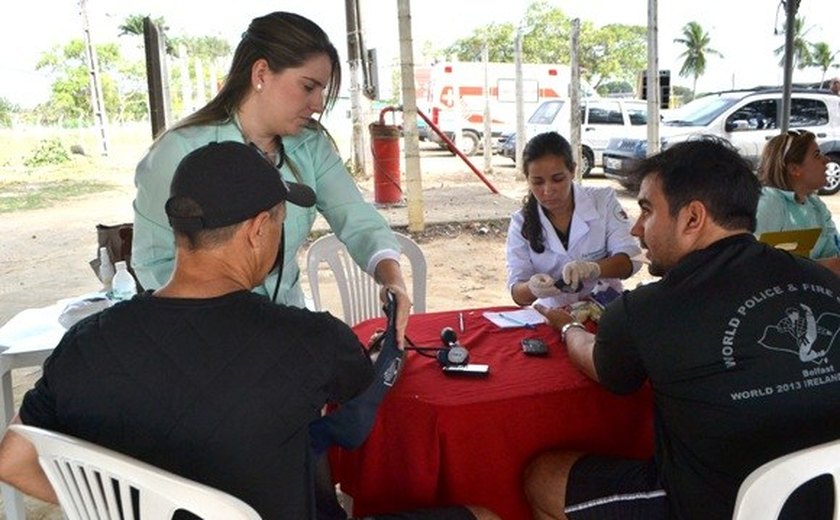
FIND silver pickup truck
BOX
[602,87,840,195]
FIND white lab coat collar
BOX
[536,183,597,254]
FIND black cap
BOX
[165,141,316,232]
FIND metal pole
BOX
[646,0,660,156]
[482,44,493,174]
[397,0,424,232]
[417,110,499,194]
[142,17,170,138]
[79,0,109,156]
[346,0,366,177]
[570,19,582,182]
[781,0,799,132]
[514,26,525,172]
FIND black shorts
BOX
[363,506,476,520]
[565,455,668,520]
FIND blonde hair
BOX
[757,130,816,190]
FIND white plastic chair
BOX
[10,424,261,520]
[731,439,840,519]
[306,233,427,325]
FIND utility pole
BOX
[514,25,525,172]
[780,0,799,132]
[645,0,660,156]
[482,44,493,174]
[345,0,367,177]
[142,16,170,138]
[570,19,582,182]
[397,0,424,232]
[79,0,109,156]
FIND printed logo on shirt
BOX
[758,303,840,364]
[583,247,607,261]
[613,206,630,223]
[722,283,840,403]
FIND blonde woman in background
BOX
[755,129,840,275]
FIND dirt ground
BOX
[0,145,653,519]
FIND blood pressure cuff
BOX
[309,293,403,455]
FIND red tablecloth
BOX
[331,306,654,519]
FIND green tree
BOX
[0,97,16,127]
[673,21,723,98]
[440,0,646,89]
[440,23,516,62]
[598,80,634,97]
[113,60,150,121]
[580,24,647,89]
[35,40,118,125]
[118,14,168,36]
[520,0,573,64]
[170,35,232,105]
[808,42,840,84]
[119,14,174,54]
[773,16,813,70]
[671,85,695,107]
[35,39,147,125]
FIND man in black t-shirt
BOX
[0,142,500,520]
[0,142,371,519]
[523,138,840,520]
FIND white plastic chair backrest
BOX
[731,438,840,520]
[10,424,261,520]
[306,233,427,325]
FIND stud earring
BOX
[256,84,263,92]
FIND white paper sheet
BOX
[482,308,546,329]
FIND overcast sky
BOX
[3,0,839,108]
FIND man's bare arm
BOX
[534,304,599,382]
[0,416,58,504]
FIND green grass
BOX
[0,124,150,213]
[0,179,116,213]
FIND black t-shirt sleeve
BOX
[322,317,374,403]
[18,327,79,430]
[593,296,647,394]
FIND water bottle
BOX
[111,261,137,301]
[98,247,115,292]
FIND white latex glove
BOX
[528,273,564,298]
[562,261,601,289]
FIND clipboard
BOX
[758,228,821,257]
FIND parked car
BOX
[417,116,431,141]
[508,98,649,177]
[602,87,840,195]
[498,130,516,161]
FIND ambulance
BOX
[421,61,596,155]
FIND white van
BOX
[522,98,648,176]
[421,61,597,156]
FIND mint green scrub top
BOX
[755,186,840,260]
[133,120,399,307]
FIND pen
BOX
[459,312,465,333]
[497,312,535,329]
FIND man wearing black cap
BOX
[0,141,374,519]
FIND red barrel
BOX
[369,110,402,204]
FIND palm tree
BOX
[674,21,723,98]
[118,14,168,37]
[773,16,813,70]
[119,14,174,55]
[809,42,840,84]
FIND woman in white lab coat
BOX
[506,131,641,308]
